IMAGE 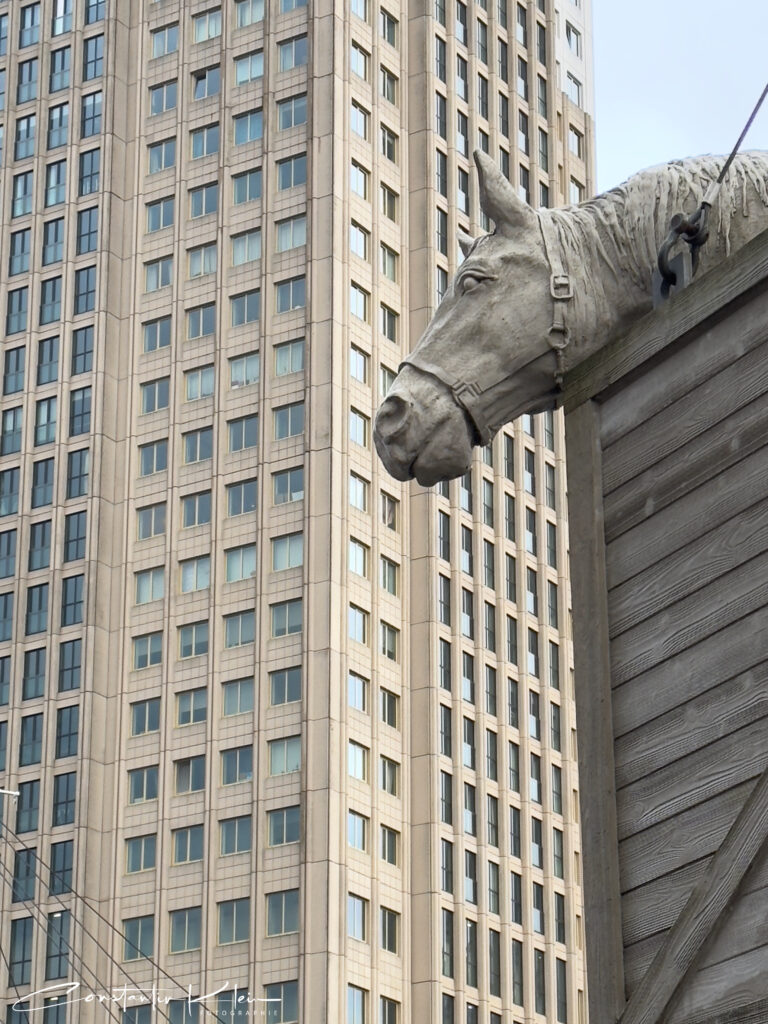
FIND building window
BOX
[347,893,367,940]
[277,94,307,129]
[81,92,102,137]
[218,898,250,944]
[274,467,304,505]
[193,65,220,99]
[266,890,299,935]
[17,58,39,103]
[274,401,304,439]
[136,503,165,540]
[190,182,218,218]
[221,745,253,785]
[271,599,302,636]
[175,756,206,794]
[52,771,76,825]
[193,8,222,42]
[233,167,262,204]
[221,815,252,854]
[149,79,177,115]
[54,700,79,757]
[235,0,265,25]
[133,632,163,669]
[151,24,178,58]
[59,639,81,692]
[7,287,28,334]
[170,907,202,953]
[187,303,216,339]
[227,478,258,516]
[79,149,101,194]
[126,835,156,874]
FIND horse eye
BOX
[461,275,483,293]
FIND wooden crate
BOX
[562,227,768,1024]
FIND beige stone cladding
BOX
[0,1,592,1023]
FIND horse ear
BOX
[474,149,538,235]
[457,229,475,257]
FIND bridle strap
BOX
[538,212,572,387]
[398,216,574,441]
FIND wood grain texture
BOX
[619,780,755,892]
[610,550,768,687]
[596,290,768,449]
[604,393,768,545]
[667,997,768,1024]
[664,946,768,1024]
[624,932,665,996]
[619,767,768,1024]
[612,610,768,736]
[615,664,768,788]
[696,883,768,970]
[608,501,768,640]
[562,226,768,414]
[606,446,768,591]
[622,859,711,947]
[616,717,768,840]
[601,334,768,495]
[564,400,626,1024]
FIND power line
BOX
[0,820,226,1024]
[0,854,125,1024]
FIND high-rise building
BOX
[0,1,594,1023]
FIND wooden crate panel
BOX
[618,780,755,892]
[666,945,768,1024]
[603,393,768,545]
[596,290,768,449]
[611,550,768,687]
[616,718,768,840]
[608,502,768,640]
[614,664,768,789]
[606,446,768,590]
[601,339,768,496]
[612,610,768,736]
[621,859,710,947]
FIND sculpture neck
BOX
[539,207,655,375]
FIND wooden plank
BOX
[623,932,665,996]
[606,331,768,495]
[619,766,768,1024]
[616,717,768,840]
[615,664,768,788]
[562,226,768,414]
[606,446,768,590]
[613,610,768,736]
[603,393,768,545]
[619,779,755,892]
[564,400,626,1024]
[610,550,768,687]
[670,997,768,1024]
[622,859,710,947]
[601,332,768,494]
[697,883,768,970]
[664,946,768,1024]
[596,287,768,449]
[608,501,768,639]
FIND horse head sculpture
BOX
[374,149,768,485]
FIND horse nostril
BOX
[376,395,410,443]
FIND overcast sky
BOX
[592,0,768,193]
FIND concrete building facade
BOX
[0,1,594,1023]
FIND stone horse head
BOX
[373,149,768,485]
[374,151,560,486]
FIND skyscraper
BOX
[0,1,594,1023]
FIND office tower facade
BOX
[0,1,594,1023]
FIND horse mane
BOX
[541,152,768,340]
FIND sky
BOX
[592,0,768,193]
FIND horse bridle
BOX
[397,212,573,446]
